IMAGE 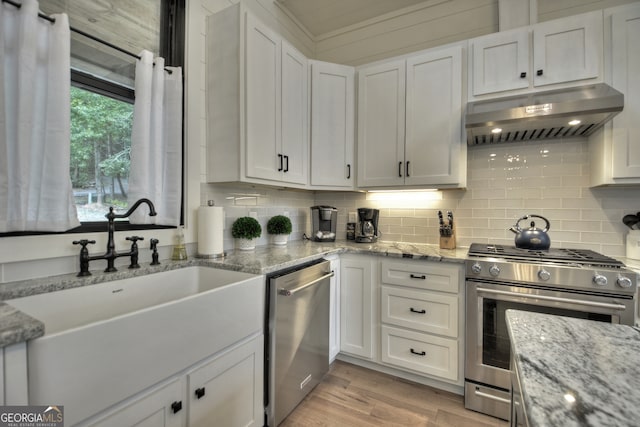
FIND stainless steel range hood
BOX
[465,83,623,145]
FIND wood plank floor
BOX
[281,360,509,427]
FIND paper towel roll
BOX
[198,205,224,257]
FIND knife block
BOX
[439,231,456,249]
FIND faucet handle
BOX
[126,236,144,243]
[73,239,96,248]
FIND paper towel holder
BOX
[196,200,227,259]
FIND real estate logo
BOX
[0,405,64,427]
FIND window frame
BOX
[1,0,185,238]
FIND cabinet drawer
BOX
[381,326,458,382]
[381,260,460,293]
[381,286,458,337]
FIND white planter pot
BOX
[272,234,289,245]
[236,238,256,251]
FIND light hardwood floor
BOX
[281,360,509,427]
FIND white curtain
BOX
[0,0,79,232]
[128,50,182,225]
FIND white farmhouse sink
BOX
[7,266,265,426]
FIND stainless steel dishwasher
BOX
[265,259,333,426]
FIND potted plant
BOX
[267,215,292,245]
[231,216,262,250]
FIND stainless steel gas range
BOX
[464,243,638,420]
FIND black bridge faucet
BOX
[73,198,157,276]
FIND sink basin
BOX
[7,266,265,425]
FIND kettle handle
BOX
[517,214,550,232]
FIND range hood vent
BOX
[465,84,624,146]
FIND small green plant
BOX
[267,215,292,235]
[231,217,262,239]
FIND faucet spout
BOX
[106,198,157,221]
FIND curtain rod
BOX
[2,0,173,74]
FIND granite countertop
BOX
[506,310,640,427]
[0,240,468,348]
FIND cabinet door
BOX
[340,257,375,359]
[310,61,355,188]
[281,41,308,185]
[188,335,263,427]
[611,5,640,179]
[245,13,282,182]
[533,11,602,87]
[86,378,184,427]
[357,60,406,187]
[405,47,463,186]
[471,29,530,96]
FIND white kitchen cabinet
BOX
[84,377,185,427]
[83,334,263,427]
[357,45,465,189]
[379,259,463,384]
[590,3,640,186]
[207,4,308,188]
[339,255,376,360]
[1,343,28,405]
[310,61,355,189]
[327,255,341,362]
[469,10,603,99]
[187,335,263,427]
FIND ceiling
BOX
[276,0,434,37]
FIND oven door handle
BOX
[476,287,628,311]
[473,388,512,405]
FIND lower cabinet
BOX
[338,255,464,389]
[339,255,377,360]
[83,334,263,427]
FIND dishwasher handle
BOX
[278,271,334,297]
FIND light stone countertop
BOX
[506,310,640,427]
[0,239,468,348]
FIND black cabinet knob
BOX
[536,69,543,76]
[195,387,206,399]
[171,401,182,414]
[520,72,527,78]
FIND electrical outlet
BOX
[249,211,258,219]
[349,212,357,223]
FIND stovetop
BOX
[468,243,625,269]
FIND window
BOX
[42,0,184,231]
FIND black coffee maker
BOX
[356,208,380,243]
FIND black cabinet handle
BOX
[410,274,426,280]
[410,307,426,314]
[520,72,527,78]
[284,155,289,173]
[195,387,206,399]
[536,69,543,76]
[171,401,182,414]
[410,349,426,356]
[399,161,403,177]
[278,154,283,172]
[406,161,410,177]
[347,164,351,179]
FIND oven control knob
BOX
[617,276,633,289]
[538,269,551,281]
[592,274,608,287]
[489,265,501,277]
[471,263,482,274]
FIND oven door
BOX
[465,279,634,391]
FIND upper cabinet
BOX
[207,5,308,187]
[590,3,640,186]
[309,61,355,189]
[357,45,465,189]
[469,10,603,100]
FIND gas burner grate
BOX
[468,243,624,268]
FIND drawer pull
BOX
[171,401,182,414]
[409,307,426,314]
[410,348,426,356]
[195,387,206,399]
[409,274,426,280]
